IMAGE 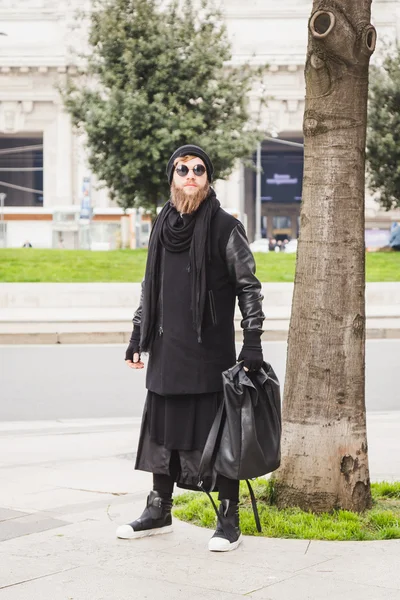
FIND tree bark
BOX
[273,1,376,513]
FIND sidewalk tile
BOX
[0,515,69,542]
[0,565,253,600]
[248,572,400,599]
[0,508,28,522]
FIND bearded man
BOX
[117,145,264,552]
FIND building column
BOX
[266,208,274,240]
[55,107,73,206]
[75,133,89,208]
[244,166,255,242]
[43,119,57,208]
[214,162,241,213]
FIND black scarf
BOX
[140,187,220,352]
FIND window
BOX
[273,216,291,230]
[0,136,43,207]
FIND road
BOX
[0,340,398,421]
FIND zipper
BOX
[209,290,217,326]
[159,249,164,336]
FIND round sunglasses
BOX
[175,164,206,178]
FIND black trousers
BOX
[153,450,239,502]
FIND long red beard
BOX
[170,181,210,214]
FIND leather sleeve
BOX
[132,279,145,327]
[225,224,264,331]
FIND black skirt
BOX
[146,390,223,451]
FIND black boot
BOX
[208,499,242,552]
[116,490,173,539]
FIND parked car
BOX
[284,239,298,254]
[249,238,270,253]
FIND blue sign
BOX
[80,177,92,220]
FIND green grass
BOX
[172,479,400,541]
[0,249,148,283]
[0,248,400,282]
[364,252,400,281]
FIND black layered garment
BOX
[132,198,265,489]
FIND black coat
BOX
[133,207,264,396]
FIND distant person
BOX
[117,145,265,552]
[268,237,276,251]
[389,223,400,251]
[22,240,32,248]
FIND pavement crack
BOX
[59,486,128,496]
[0,515,29,524]
[243,573,299,595]
[243,586,268,596]
[106,503,114,521]
[295,557,335,573]
[304,540,311,554]
[0,566,80,590]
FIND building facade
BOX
[0,0,399,247]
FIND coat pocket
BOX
[208,290,218,326]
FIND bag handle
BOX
[197,399,225,490]
[198,482,238,541]
[197,378,262,534]
[245,479,262,533]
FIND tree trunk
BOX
[273,1,377,513]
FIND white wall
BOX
[6,221,53,248]
[214,164,242,214]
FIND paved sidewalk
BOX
[1,307,400,343]
[1,282,400,342]
[1,414,400,599]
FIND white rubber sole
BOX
[208,533,242,552]
[116,524,173,540]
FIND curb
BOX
[1,329,400,344]
[0,417,142,433]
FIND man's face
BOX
[172,157,208,195]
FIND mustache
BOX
[170,181,209,214]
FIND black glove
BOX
[238,329,263,372]
[125,325,141,362]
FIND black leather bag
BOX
[198,361,281,531]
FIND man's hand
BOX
[125,324,143,369]
[238,329,263,372]
[125,352,145,369]
[238,351,263,372]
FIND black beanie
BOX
[166,145,214,184]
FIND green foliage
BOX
[61,0,267,214]
[173,479,400,541]
[1,249,400,282]
[371,481,400,500]
[0,249,148,283]
[367,45,400,210]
